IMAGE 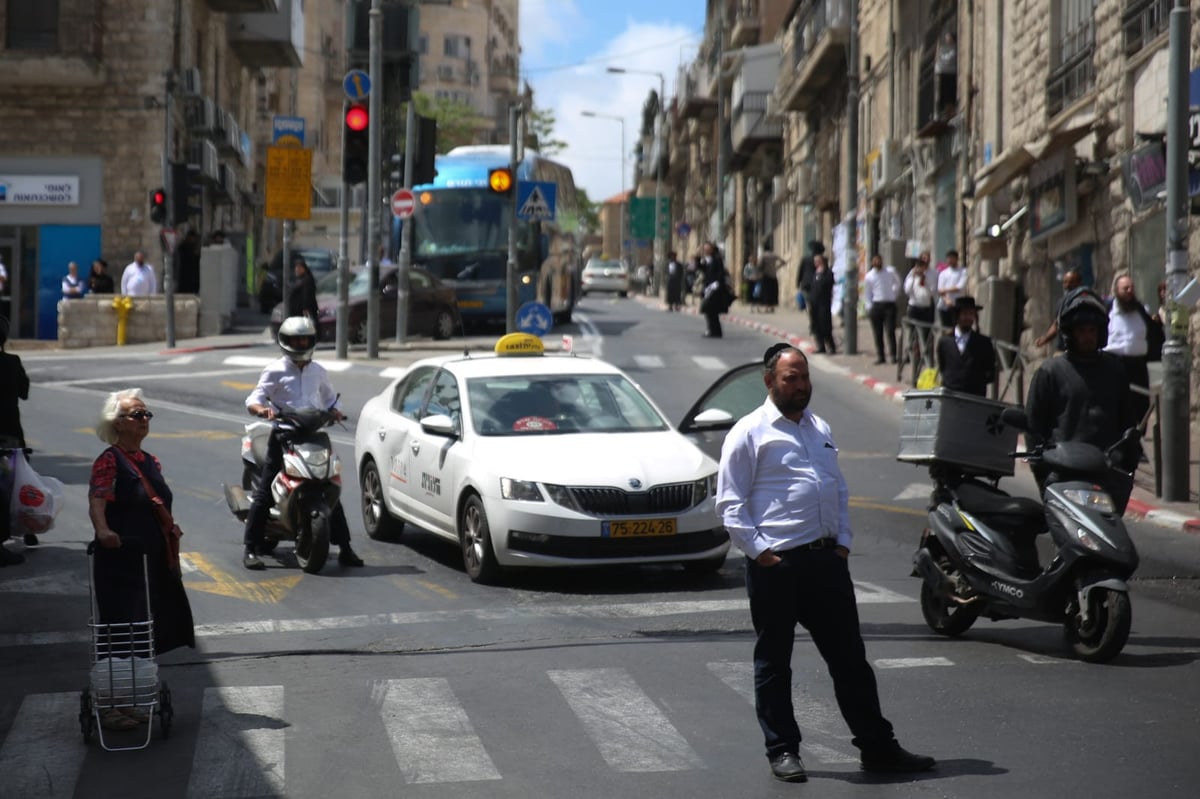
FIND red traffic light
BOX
[153,189,166,205]
[345,104,369,132]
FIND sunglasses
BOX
[121,410,154,421]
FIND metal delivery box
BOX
[897,389,1020,477]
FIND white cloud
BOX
[518,0,585,62]
[524,21,699,207]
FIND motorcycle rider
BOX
[1025,287,1139,514]
[242,316,364,570]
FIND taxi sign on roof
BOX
[494,333,544,356]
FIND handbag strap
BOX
[111,447,173,522]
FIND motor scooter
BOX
[222,402,344,574]
[912,407,1141,663]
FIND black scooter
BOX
[912,408,1140,663]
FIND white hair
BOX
[96,388,145,444]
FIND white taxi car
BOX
[354,333,731,583]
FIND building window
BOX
[418,34,428,55]
[1121,0,1170,57]
[1047,0,1097,117]
[6,0,59,51]
[444,35,471,59]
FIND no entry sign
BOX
[391,189,416,219]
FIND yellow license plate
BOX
[603,518,677,538]
[457,300,484,308]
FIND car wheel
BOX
[460,493,502,584]
[360,458,404,540]
[353,318,369,344]
[432,308,456,340]
[618,291,628,298]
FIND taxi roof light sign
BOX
[494,333,544,356]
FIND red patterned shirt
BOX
[89,448,161,501]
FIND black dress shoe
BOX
[243,549,265,571]
[860,743,936,773]
[768,752,808,783]
[338,545,364,567]
[874,358,886,365]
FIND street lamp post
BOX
[581,110,627,268]
[607,67,666,295]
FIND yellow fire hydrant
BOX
[112,296,134,346]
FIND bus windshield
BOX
[414,188,516,257]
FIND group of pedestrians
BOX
[51,254,154,301]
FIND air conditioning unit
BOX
[184,97,217,135]
[189,140,220,184]
[216,163,237,202]
[217,110,241,156]
[772,174,788,200]
[870,139,899,196]
[179,67,202,97]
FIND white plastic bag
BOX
[90,657,159,702]
[9,455,65,535]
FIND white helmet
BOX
[278,316,317,363]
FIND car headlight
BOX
[500,477,543,502]
[693,473,718,505]
[543,483,580,511]
[1062,488,1114,513]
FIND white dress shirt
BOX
[863,266,901,309]
[937,265,967,309]
[904,270,933,308]
[121,262,157,296]
[716,399,852,559]
[246,357,341,413]
[1104,306,1148,357]
[954,328,971,353]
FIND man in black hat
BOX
[936,295,996,396]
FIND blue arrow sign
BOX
[516,181,557,221]
[343,69,371,102]
[516,301,553,337]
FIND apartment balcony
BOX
[490,56,519,94]
[731,92,782,163]
[777,0,850,113]
[678,61,717,120]
[1122,0,1171,57]
[207,0,277,11]
[228,0,304,69]
[729,0,761,48]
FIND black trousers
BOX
[243,430,351,550]
[869,301,898,361]
[746,547,894,758]
[811,297,835,352]
[1117,354,1150,428]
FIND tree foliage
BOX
[407,92,478,153]
[574,187,601,235]
[527,105,566,157]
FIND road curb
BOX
[159,341,260,355]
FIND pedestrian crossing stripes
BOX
[186,686,286,798]
[381,678,501,784]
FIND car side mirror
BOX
[690,408,735,428]
[420,413,458,438]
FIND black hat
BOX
[763,342,794,366]
[953,295,983,312]
[808,240,826,255]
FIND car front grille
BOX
[567,483,695,516]
[506,527,728,559]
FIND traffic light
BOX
[487,168,513,195]
[149,187,167,224]
[343,103,370,185]
[414,114,438,186]
[171,162,203,223]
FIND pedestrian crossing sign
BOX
[516,181,557,221]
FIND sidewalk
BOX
[637,291,1200,538]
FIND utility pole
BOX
[336,98,350,359]
[506,103,521,333]
[162,70,177,348]
[365,0,382,358]
[715,5,726,240]
[842,0,860,355]
[1161,1,1191,502]
[395,100,416,343]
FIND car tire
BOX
[360,458,405,540]
[432,308,456,340]
[460,493,502,584]
[353,319,369,345]
[618,291,628,298]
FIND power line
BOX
[522,32,700,74]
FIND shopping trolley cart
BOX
[79,541,173,751]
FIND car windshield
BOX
[585,260,623,273]
[467,374,668,436]
[315,270,342,295]
[342,269,398,298]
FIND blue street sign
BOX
[272,116,305,147]
[516,301,553,337]
[516,181,557,221]
[676,221,691,237]
[343,69,371,102]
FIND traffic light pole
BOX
[395,100,416,344]
[162,70,177,348]
[842,0,860,355]
[365,0,383,358]
[506,103,520,333]
[336,99,351,359]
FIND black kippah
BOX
[763,342,791,366]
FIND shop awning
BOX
[974,112,1097,199]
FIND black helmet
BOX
[1057,287,1108,351]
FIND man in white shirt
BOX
[716,344,935,782]
[120,251,158,296]
[1103,273,1151,425]
[935,249,966,328]
[863,254,902,364]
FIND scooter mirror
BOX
[1000,407,1029,431]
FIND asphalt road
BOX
[2,296,1199,798]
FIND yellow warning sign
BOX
[265,146,313,220]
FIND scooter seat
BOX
[955,481,1044,525]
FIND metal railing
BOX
[1121,0,1170,57]
[991,339,1031,405]
[896,317,941,386]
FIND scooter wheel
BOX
[920,579,979,637]
[1064,586,1131,663]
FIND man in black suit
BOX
[936,296,995,396]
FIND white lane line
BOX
[2,590,914,648]
[166,355,196,365]
[380,678,501,783]
[874,657,955,669]
[317,360,354,372]
[893,482,932,502]
[707,661,857,763]
[41,366,261,387]
[186,686,286,799]
[380,367,407,379]
[572,312,603,358]
[1018,654,1069,665]
[548,668,703,772]
[223,355,276,368]
[0,692,88,798]
[633,354,665,369]
[692,355,727,370]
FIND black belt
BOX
[790,538,837,552]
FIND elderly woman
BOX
[88,389,194,727]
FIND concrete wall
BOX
[58,296,199,349]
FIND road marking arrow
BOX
[183,552,302,604]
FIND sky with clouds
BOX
[518,0,705,204]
